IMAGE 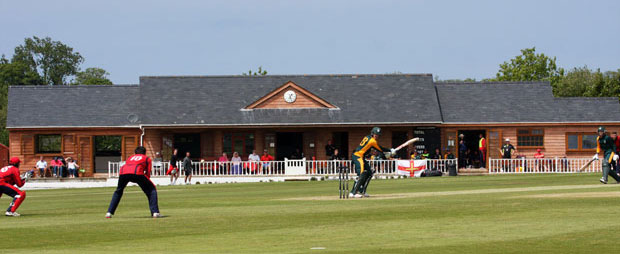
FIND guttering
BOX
[6,125,140,129]
[140,125,145,146]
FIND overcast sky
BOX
[1,0,619,84]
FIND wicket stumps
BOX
[339,166,349,199]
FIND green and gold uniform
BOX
[597,134,620,183]
[351,135,391,195]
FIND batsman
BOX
[594,126,620,184]
[349,127,395,198]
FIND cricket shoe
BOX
[5,211,20,217]
[354,194,364,198]
[363,193,370,198]
[348,193,354,198]
[105,212,112,218]
[152,213,163,218]
[600,178,608,184]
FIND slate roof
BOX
[138,74,441,126]
[6,75,620,128]
[436,82,620,123]
[7,85,140,127]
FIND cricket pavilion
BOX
[7,74,620,177]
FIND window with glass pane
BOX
[37,134,61,153]
[582,135,597,149]
[517,129,544,147]
[567,135,579,150]
[566,133,597,151]
[223,134,232,155]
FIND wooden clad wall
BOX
[8,128,141,176]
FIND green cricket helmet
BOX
[598,126,606,133]
[371,127,382,136]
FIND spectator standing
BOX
[36,156,47,178]
[458,140,468,168]
[479,134,486,167]
[67,158,79,178]
[325,139,336,157]
[260,150,274,174]
[182,152,193,185]
[248,150,260,174]
[152,152,163,176]
[500,139,516,159]
[166,149,180,185]
[231,152,242,174]
[217,152,229,174]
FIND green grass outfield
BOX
[2,174,620,253]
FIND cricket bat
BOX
[394,138,420,152]
[578,158,597,172]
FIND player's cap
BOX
[598,126,606,132]
[9,157,20,164]
[371,127,382,136]
[505,138,510,142]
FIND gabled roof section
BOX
[244,81,337,109]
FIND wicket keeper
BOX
[0,157,27,216]
[350,127,394,198]
[594,126,620,184]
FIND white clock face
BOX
[284,90,297,103]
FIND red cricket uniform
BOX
[107,154,159,215]
[120,154,152,177]
[0,166,26,213]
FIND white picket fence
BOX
[108,159,458,178]
[488,157,601,174]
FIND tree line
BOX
[435,47,620,100]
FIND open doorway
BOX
[458,130,486,168]
[276,132,303,160]
[94,136,122,173]
[332,132,349,159]
[174,134,201,159]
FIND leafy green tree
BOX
[494,47,564,92]
[0,56,45,145]
[72,67,112,85]
[242,66,268,76]
[12,36,84,85]
[554,67,620,101]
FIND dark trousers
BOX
[107,174,159,215]
[0,183,26,212]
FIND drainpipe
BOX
[140,125,145,146]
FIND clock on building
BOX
[284,90,297,103]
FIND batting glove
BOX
[390,148,396,154]
[614,154,619,162]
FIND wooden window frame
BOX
[35,134,63,155]
[516,128,544,148]
[566,132,597,152]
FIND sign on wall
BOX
[413,127,441,155]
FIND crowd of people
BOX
[34,156,80,178]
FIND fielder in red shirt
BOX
[106,146,161,218]
[0,157,28,217]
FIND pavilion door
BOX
[488,130,503,160]
[77,136,93,176]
